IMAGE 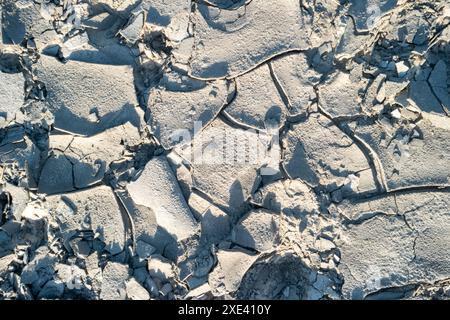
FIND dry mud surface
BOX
[1,0,450,300]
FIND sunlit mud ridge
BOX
[1,0,450,300]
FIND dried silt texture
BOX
[2,0,450,300]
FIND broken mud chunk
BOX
[148,72,230,149]
[364,74,387,109]
[428,60,450,112]
[21,204,49,249]
[0,230,13,257]
[335,17,372,60]
[1,0,52,45]
[136,240,156,260]
[339,214,415,300]
[41,122,141,192]
[139,0,192,44]
[282,114,376,194]
[189,0,310,79]
[175,118,272,216]
[70,239,91,259]
[347,0,398,32]
[54,263,89,293]
[253,179,320,217]
[335,193,397,223]
[271,52,320,117]
[208,248,259,296]
[0,254,15,276]
[147,254,175,282]
[91,0,136,11]
[143,0,191,28]
[318,72,363,118]
[113,190,165,253]
[45,186,126,255]
[338,190,450,299]
[231,209,280,252]
[20,100,55,129]
[185,282,213,299]
[355,113,450,190]
[126,277,151,300]
[0,129,41,188]
[391,7,431,45]
[2,183,28,220]
[38,153,75,195]
[237,251,326,300]
[409,80,445,115]
[100,262,129,300]
[34,55,140,135]
[429,60,448,89]
[223,63,287,130]
[21,247,57,295]
[2,0,450,302]
[127,156,198,241]
[188,192,213,219]
[81,12,111,30]
[395,61,409,78]
[118,12,145,46]
[0,71,24,126]
[202,0,250,9]
[0,5,2,45]
[200,205,231,245]
[82,8,137,65]
[37,280,65,300]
